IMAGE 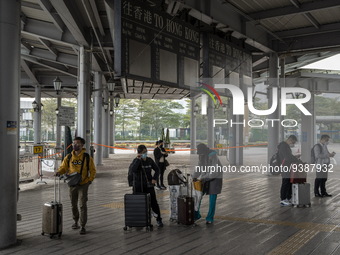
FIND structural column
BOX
[102,87,109,158]
[300,82,315,163]
[94,72,103,166]
[0,0,20,248]
[109,96,115,154]
[267,52,280,163]
[190,97,197,154]
[56,97,62,148]
[33,85,42,144]
[77,46,91,152]
[279,57,286,141]
[207,96,215,148]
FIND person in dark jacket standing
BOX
[153,140,168,190]
[192,143,223,224]
[129,144,163,227]
[278,135,302,206]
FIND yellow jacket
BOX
[57,148,96,185]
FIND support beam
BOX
[109,96,115,154]
[94,72,103,166]
[33,85,42,144]
[38,0,64,32]
[77,46,91,152]
[248,0,340,20]
[56,97,62,148]
[21,60,39,85]
[190,98,197,154]
[38,38,58,57]
[267,53,280,165]
[0,0,20,248]
[49,0,89,46]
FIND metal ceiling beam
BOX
[249,0,340,20]
[22,1,43,10]
[23,47,77,67]
[89,0,105,36]
[38,38,58,57]
[22,55,77,77]
[21,60,40,85]
[22,18,78,48]
[275,22,340,39]
[49,0,89,46]
[38,0,65,32]
[275,32,340,53]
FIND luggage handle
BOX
[54,158,61,203]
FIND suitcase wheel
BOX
[150,225,153,231]
[123,226,128,231]
[49,234,54,239]
[58,232,62,238]
[41,232,44,236]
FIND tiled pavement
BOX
[2,152,340,255]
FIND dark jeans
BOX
[314,178,327,195]
[69,182,90,227]
[280,178,292,200]
[157,162,166,186]
[135,185,162,221]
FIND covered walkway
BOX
[3,151,340,255]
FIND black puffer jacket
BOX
[128,157,159,191]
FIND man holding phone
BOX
[314,134,336,197]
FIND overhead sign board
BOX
[115,0,200,87]
[58,106,75,126]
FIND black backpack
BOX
[311,144,322,164]
[269,150,281,175]
[167,169,186,185]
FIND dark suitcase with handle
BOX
[177,174,195,225]
[124,164,153,231]
[124,193,153,231]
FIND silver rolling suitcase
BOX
[42,175,63,238]
[292,183,311,207]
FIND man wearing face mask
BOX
[278,135,302,206]
[314,134,336,197]
[56,137,96,235]
[129,144,163,227]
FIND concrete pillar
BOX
[301,84,315,163]
[93,72,103,166]
[77,46,91,152]
[190,97,197,154]
[267,52,280,163]
[0,0,20,248]
[207,96,215,148]
[109,96,115,154]
[56,97,62,148]
[102,88,109,158]
[229,98,235,165]
[33,85,42,144]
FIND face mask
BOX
[141,153,147,159]
[73,145,80,151]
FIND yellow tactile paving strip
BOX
[267,229,319,255]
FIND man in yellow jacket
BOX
[56,137,96,235]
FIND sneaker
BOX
[151,211,158,218]
[155,186,161,190]
[157,220,164,228]
[72,222,80,229]
[161,185,167,190]
[280,199,292,206]
[322,193,332,197]
[206,221,213,224]
[79,227,86,235]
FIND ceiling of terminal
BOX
[20,0,340,99]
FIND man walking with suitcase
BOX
[56,137,96,235]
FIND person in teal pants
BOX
[192,143,223,224]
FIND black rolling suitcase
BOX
[42,175,63,238]
[177,174,194,225]
[124,168,153,231]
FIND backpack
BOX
[167,169,186,185]
[67,152,90,176]
[269,151,281,175]
[311,144,322,164]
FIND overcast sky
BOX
[302,53,340,71]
